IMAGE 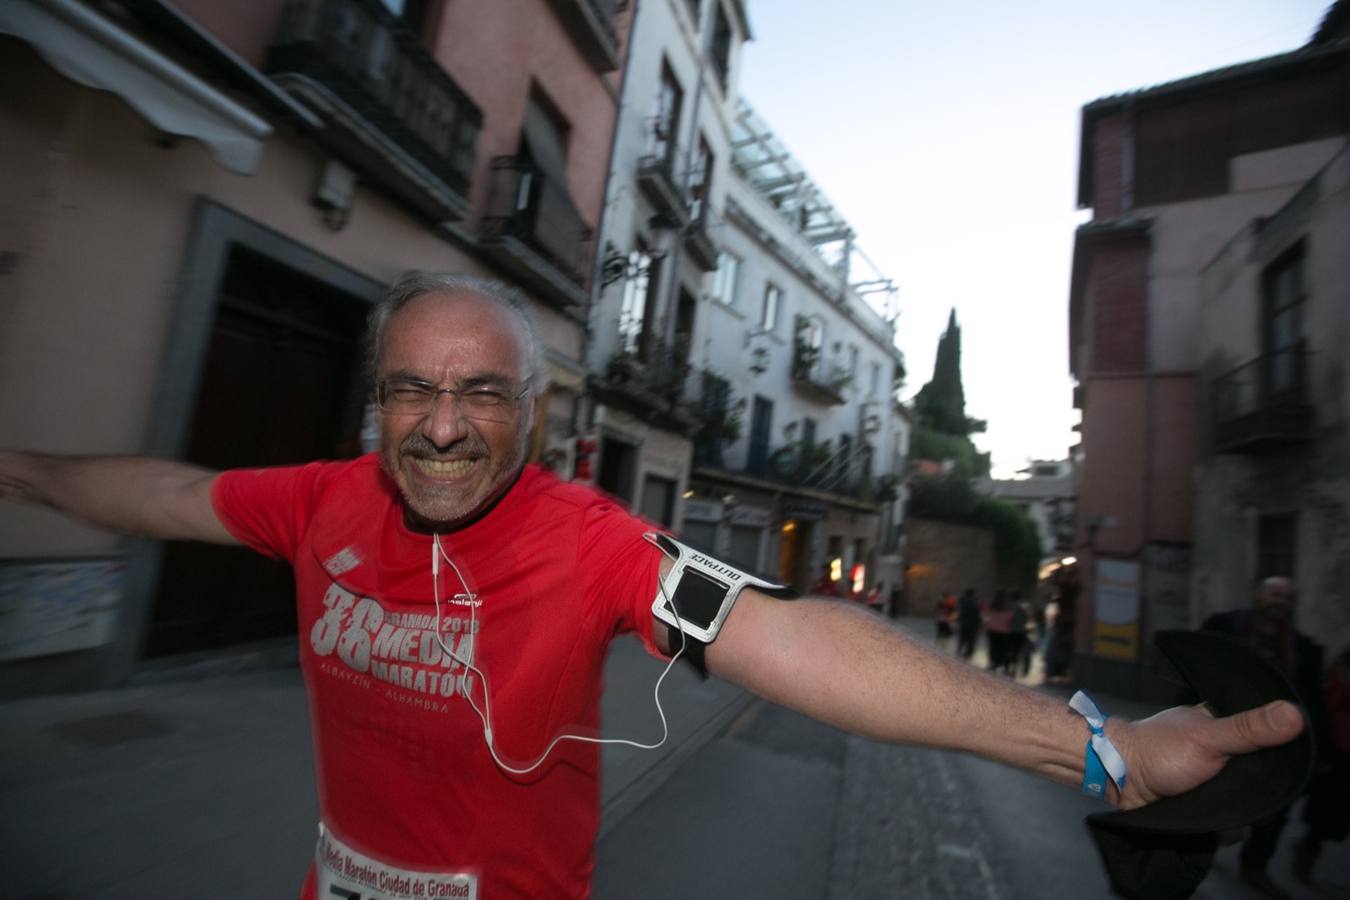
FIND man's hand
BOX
[1109,700,1306,809]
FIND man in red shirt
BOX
[0,273,1307,899]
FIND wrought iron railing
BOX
[267,0,481,196]
[605,336,693,403]
[684,202,718,271]
[1212,342,1313,450]
[636,117,689,221]
[759,439,876,498]
[481,156,593,288]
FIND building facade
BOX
[0,0,633,694]
[1193,142,1350,655]
[978,459,1076,561]
[582,0,750,532]
[1067,14,1349,697]
[683,100,907,598]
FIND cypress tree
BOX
[914,309,980,436]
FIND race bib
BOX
[316,822,478,900]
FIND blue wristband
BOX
[1070,690,1127,800]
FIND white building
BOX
[584,2,906,595]
[582,0,751,530]
[682,99,907,595]
[978,459,1077,560]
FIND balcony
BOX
[637,119,691,228]
[684,203,719,271]
[592,339,698,434]
[696,438,882,504]
[547,0,622,73]
[790,355,850,407]
[1212,343,1315,453]
[265,0,482,222]
[479,156,593,311]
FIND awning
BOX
[0,0,272,174]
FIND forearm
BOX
[0,450,236,544]
[708,595,1093,789]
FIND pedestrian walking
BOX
[956,587,982,660]
[935,588,957,651]
[1202,576,1325,900]
[985,590,1015,674]
[1293,642,1350,886]
[1009,591,1032,678]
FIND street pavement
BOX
[2,616,1346,899]
[596,618,1350,900]
[0,633,746,899]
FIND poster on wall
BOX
[1093,558,1140,661]
[0,558,124,661]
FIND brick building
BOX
[0,0,633,694]
[1067,6,1349,696]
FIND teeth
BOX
[412,458,475,478]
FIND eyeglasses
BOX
[376,378,530,423]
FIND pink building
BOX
[0,0,633,695]
[1067,8,1349,698]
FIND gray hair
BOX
[365,271,544,388]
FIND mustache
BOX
[399,433,489,458]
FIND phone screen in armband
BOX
[664,568,730,632]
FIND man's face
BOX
[375,292,536,531]
[1254,577,1296,623]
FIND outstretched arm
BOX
[0,450,237,545]
[687,591,1302,809]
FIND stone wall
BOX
[901,518,996,617]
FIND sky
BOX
[736,0,1333,478]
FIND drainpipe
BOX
[1128,98,1154,698]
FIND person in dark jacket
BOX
[956,587,982,660]
[1202,576,1325,900]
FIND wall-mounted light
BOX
[312,159,356,231]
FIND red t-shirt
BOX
[212,456,665,899]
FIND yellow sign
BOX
[1093,621,1139,661]
[1092,559,1140,661]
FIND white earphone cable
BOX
[431,533,688,775]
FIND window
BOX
[837,433,852,483]
[689,136,713,221]
[747,395,773,475]
[651,62,684,164]
[708,3,732,90]
[793,315,824,380]
[1262,243,1306,396]
[1034,463,1060,478]
[520,90,570,212]
[760,284,781,332]
[681,519,717,552]
[868,361,880,398]
[848,344,859,378]
[710,252,740,306]
[728,525,762,573]
[695,371,733,467]
[640,474,677,526]
[617,249,654,354]
[1257,513,1297,580]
